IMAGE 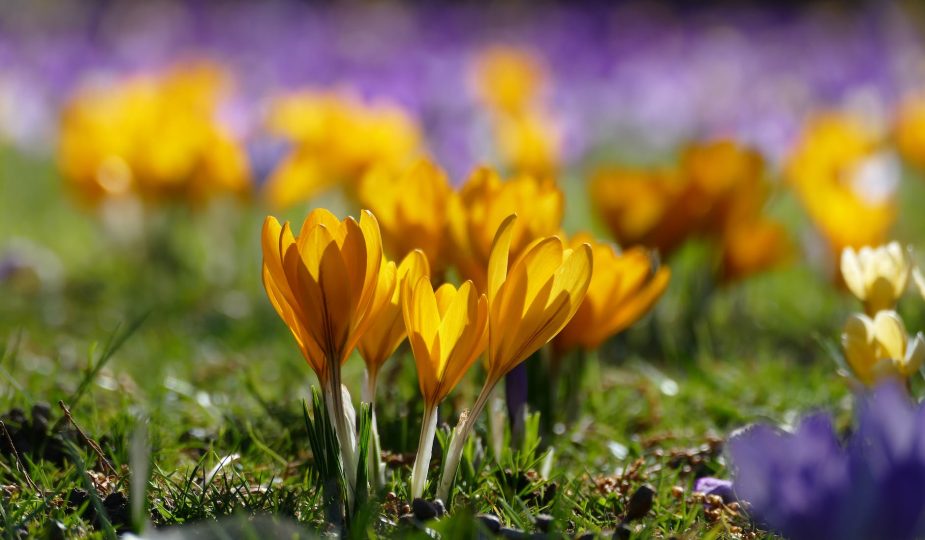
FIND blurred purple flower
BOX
[728,381,925,540]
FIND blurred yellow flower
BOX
[591,140,789,282]
[472,46,561,178]
[58,62,250,205]
[472,46,545,115]
[493,110,561,178]
[264,90,422,208]
[841,242,911,315]
[437,214,592,500]
[261,208,386,498]
[448,167,564,291]
[554,234,670,352]
[842,310,925,386]
[358,250,430,388]
[402,276,488,498]
[895,92,925,171]
[786,112,897,255]
[357,160,452,273]
[718,218,791,283]
[589,166,687,255]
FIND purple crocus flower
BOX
[728,381,925,540]
[693,476,736,504]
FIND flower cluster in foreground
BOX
[260,185,666,509]
[729,381,925,540]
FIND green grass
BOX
[2,145,923,538]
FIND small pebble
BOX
[433,498,446,517]
[624,484,655,522]
[411,498,440,521]
[31,402,51,432]
[613,523,631,540]
[534,513,554,532]
[476,513,501,534]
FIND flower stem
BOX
[325,367,357,511]
[436,381,496,503]
[363,369,386,491]
[411,404,439,499]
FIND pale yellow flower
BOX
[841,242,911,315]
[842,311,925,386]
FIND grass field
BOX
[4,145,925,539]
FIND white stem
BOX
[363,369,386,490]
[411,404,439,499]
[325,371,357,510]
[436,382,495,503]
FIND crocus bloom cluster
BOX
[58,62,251,206]
[786,112,898,257]
[729,381,925,540]
[590,140,789,282]
[264,90,422,208]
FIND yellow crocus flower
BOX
[841,242,911,315]
[448,167,564,291]
[357,160,452,274]
[403,278,489,410]
[437,214,592,501]
[403,276,488,498]
[261,208,386,503]
[842,311,925,386]
[554,234,670,353]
